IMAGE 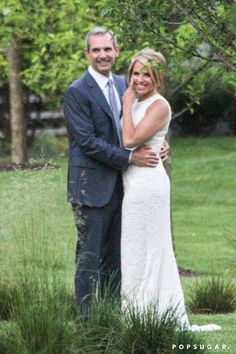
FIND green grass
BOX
[187,313,236,354]
[0,157,74,281]
[0,136,236,353]
[172,137,236,354]
[187,276,236,314]
[172,137,236,275]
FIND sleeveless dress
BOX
[121,93,221,331]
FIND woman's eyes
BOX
[132,71,150,77]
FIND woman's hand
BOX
[122,80,136,109]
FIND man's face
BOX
[85,33,119,76]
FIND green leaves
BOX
[0,0,113,103]
[102,0,235,117]
[1,0,235,112]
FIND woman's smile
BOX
[132,61,157,100]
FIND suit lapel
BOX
[84,71,124,144]
[85,71,113,119]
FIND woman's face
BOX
[131,61,157,100]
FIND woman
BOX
[121,49,221,331]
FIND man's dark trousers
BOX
[73,175,123,311]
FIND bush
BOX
[187,276,236,314]
[0,281,17,321]
[117,306,206,354]
[0,321,25,354]
[170,80,236,137]
[29,136,68,159]
[73,296,122,353]
[72,301,207,354]
[0,280,207,354]
[11,270,74,354]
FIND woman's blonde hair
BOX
[128,49,166,92]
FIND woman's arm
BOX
[122,88,169,148]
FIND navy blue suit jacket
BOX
[63,71,130,207]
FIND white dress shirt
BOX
[88,66,121,114]
[88,65,132,162]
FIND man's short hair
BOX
[85,27,118,51]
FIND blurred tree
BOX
[1,0,235,162]
[103,0,235,116]
[0,0,108,163]
[6,35,27,163]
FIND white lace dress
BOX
[121,93,220,332]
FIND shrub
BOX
[12,269,74,354]
[119,306,177,353]
[72,300,206,354]
[73,295,122,353]
[0,321,27,354]
[0,321,26,354]
[0,279,207,354]
[187,276,236,314]
[170,79,236,137]
[117,306,206,354]
[29,136,68,159]
[0,281,17,321]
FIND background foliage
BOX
[104,0,235,116]
[0,1,235,160]
[0,0,235,102]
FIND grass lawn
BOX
[172,137,236,353]
[172,137,236,275]
[0,136,236,353]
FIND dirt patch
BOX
[179,267,203,277]
[0,162,58,172]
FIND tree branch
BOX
[170,0,234,68]
[172,106,190,120]
[170,60,211,98]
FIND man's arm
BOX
[64,87,160,170]
[64,87,130,171]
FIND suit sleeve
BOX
[63,87,130,171]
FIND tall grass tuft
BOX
[0,280,17,321]
[73,294,122,353]
[0,321,26,354]
[117,306,206,354]
[172,329,207,354]
[187,276,236,314]
[12,268,74,354]
[119,306,177,353]
[2,211,76,354]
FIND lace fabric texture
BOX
[121,94,221,332]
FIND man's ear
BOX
[85,50,90,60]
[115,47,120,58]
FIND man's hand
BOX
[131,145,160,167]
[159,140,170,161]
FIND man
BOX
[63,27,167,311]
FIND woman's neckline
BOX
[136,92,160,103]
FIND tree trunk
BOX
[7,35,27,164]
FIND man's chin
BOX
[96,66,111,76]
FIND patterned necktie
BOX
[107,79,122,146]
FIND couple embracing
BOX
[63,27,220,332]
